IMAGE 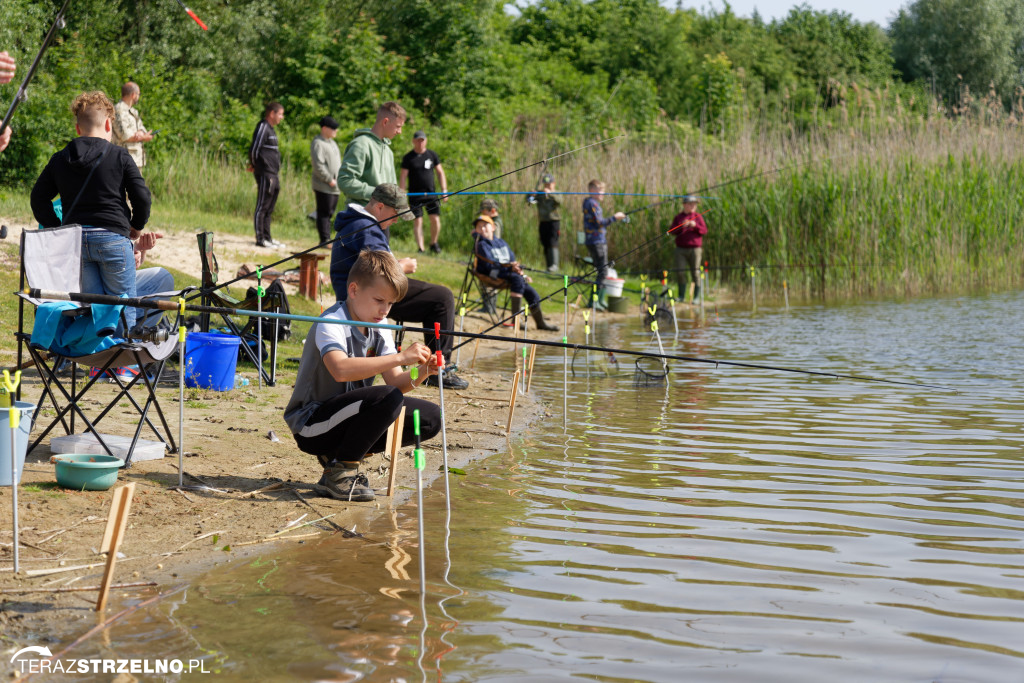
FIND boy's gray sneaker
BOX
[317,467,375,502]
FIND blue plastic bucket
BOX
[184,332,241,391]
[0,401,35,487]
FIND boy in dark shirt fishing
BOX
[284,250,442,502]
[582,179,625,310]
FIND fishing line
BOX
[27,288,957,392]
[622,157,820,218]
[408,191,718,199]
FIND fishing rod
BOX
[194,135,625,300]
[0,0,72,142]
[516,264,645,294]
[24,288,956,392]
[620,262,896,275]
[407,191,718,199]
[623,158,817,218]
[171,0,209,30]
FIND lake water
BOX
[46,291,1024,681]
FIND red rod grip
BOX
[186,8,209,30]
[434,323,444,369]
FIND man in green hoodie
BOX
[337,101,405,207]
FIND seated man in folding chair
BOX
[472,215,558,331]
[30,90,153,335]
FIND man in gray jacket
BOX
[337,102,405,206]
[311,115,341,244]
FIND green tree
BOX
[890,0,1020,107]
[773,5,894,104]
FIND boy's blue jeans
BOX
[80,230,137,331]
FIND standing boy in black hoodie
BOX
[31,91,152,332]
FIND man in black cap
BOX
[311,115,341,244]
[399,130,448,253]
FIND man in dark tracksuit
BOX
[249,102,284,248]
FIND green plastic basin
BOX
[51,453,124,491]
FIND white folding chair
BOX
[16,225,181,466]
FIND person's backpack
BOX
[244,278,292,341]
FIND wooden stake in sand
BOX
[506,370,520,435]
[526,343,538,392]
[96,482,136,612]
[470,336,481,370]
[385,405,407,498]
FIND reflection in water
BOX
[52,291,1024,681]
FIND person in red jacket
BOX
[668,195,707,302]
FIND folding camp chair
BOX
[15,224,181,467]
[454,245,510,325]
[195,231,282,386]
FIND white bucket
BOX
[0,402,35,487]
[602,277,625,298]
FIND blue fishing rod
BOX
[24,287,956,392]
[22,290,950,395]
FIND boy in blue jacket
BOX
[582,179,625,310]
